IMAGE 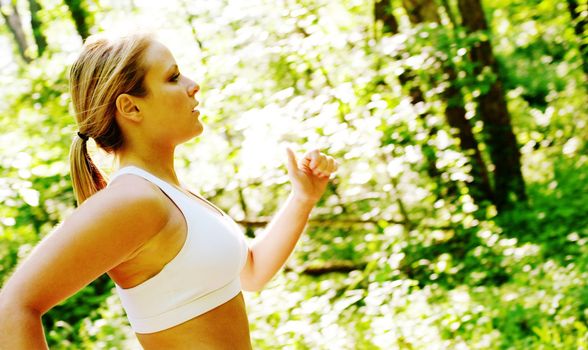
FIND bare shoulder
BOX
[95,174,168,210]
[78,174,171,235]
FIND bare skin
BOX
[107,176,252,349]
[134,294,251,350]
[0,39,338,349]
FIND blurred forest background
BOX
[0,0,587,348]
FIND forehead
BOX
[143,41,176,77]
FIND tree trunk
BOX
[402,0,494,205]
[442,78,494,203]
[402,0,440,23]
[64,0,92,40]
[566,0,588,78]
[457,0,526,211]
[374,0,399,34]
[1,0,32,62]
[28,0,47,57]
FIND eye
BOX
[170,72,180,82]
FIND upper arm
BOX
[240,247,261,292]
[0,178,169,315]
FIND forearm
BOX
[245,193,315,289]
[0,303,48,350]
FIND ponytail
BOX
[69,135,107,205]
[67,32,151,205]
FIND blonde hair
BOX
[69,33,151,205]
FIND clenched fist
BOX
[285,148,338,204]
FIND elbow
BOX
[0,289,44,318]
[0,298,41,331]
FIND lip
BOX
[191,100,200,114]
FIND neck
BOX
[116,142,180,186]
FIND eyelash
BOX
[170,73,180,82]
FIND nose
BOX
[188,80,200,97]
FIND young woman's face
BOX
[136,40,202,146]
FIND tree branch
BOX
[236,217,452,230]
[284,261,367,276]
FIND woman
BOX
[0,32,337,349]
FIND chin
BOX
[184,125,204,141]
[173,130,201,146]
[194,124,204,136]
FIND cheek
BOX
[171,92,186,106]
[159,92,183,111]
[157,86,184,106]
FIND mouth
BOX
[191,101,200,115]
[192,100,200,112]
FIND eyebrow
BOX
[165,64,179,76]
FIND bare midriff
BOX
[135,292,252,350]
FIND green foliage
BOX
[1,0,587,348]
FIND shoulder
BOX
[104,173,168,208]
[73,174,172,242]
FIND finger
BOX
[326,157,336,173]
[285,147,298,173]
[312,154,327,173]
[314,158,329,177]
[300,154,312,172]
[308,150,322,169]
[317,157,335,178]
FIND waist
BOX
[136,292,252,350]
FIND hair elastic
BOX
[77,132,90,142]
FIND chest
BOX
[110,198,245,290]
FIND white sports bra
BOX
[108,166,249,334]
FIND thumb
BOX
[285,147,298,173]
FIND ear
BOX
[115,94,142,122]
